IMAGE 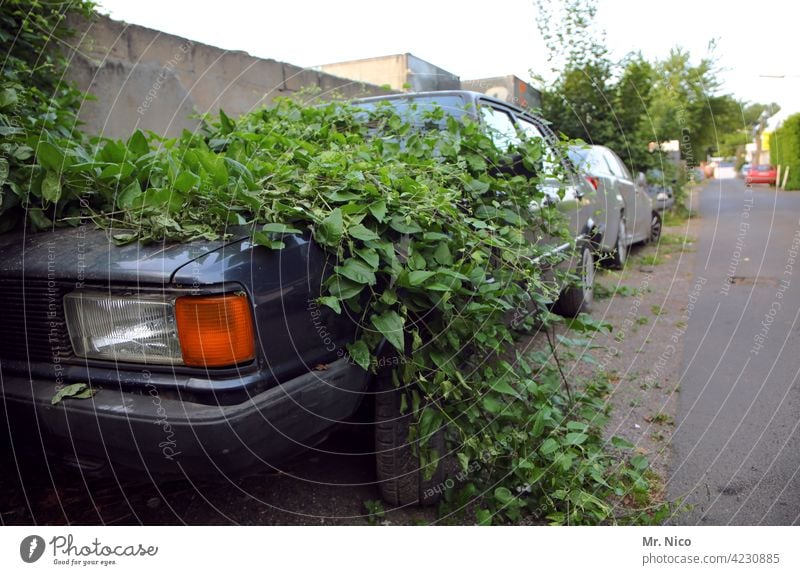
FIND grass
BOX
[658,232,695,246]
[636,316,649,326]
[650,305,663,316]
[647,413,674,425]
[595,282,642,300]
[636,253,666,267]
[662,205,697,227]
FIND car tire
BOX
[554,239,595,317]
[374,369,446,507]
[608,216,627,269]
[648,211,662,244]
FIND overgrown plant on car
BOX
[1,1,672,525]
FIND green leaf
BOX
[565,432,588,446]
[51,383,97,405]
[348,223,380,241]
[41,171,62,203]
[326,190,362,202]
[27,208,52,230]
[389,215,422,234]
[355,247,379,270]
[531,410,546,438]
[482,395,505,414]
[476,509,492,526]
[540,438,559,455]
[371,310,405,353]
[336,258,376,285]
[346,339,371,370]
[318,296,341,314]
[611,436,635,450]
[407,270,435,286]
[327,276,364,300]
[490,378,521,399]
[368,200,387,222]
[36,141,66,172]
[173,170,200,193]
[127,130,150,156]
[112,232,138,245]
[262,222,302,234]
[219,108,235,133]
[0,87,18,109]
[433,242,453,265]
[315,208,344,246]
[418,407,441,446]
[630,454,649,471]
[457,452,470,471]
[0,157,10,188]
[252,231,285,250]
[380,289,397,305]
[566,421,588,431]
[117,180,142,209]
[494,486,514,505]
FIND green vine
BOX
[1,1,673,524]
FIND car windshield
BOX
[567,147,588,167]
[353,95,469,131]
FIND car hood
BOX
[0,226,247,285]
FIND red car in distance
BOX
[747,165,777,185]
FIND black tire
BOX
[648,211,662,244]
[608,215,628,269]
[374,370,446,507]
[553,240,595,317]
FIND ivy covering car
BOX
[0,91,614,511]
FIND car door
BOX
[512,113,593,240]
[580,146,621,252]
[603,148,646,243]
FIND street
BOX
[668,177,800,524]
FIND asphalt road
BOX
[668,178,800,525]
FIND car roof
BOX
[353,90,542,121]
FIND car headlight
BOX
[64,291,255,367]
[656,192,669,200]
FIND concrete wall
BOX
[461,76,542,110]
[318,53,460,93]
[64,14,391,138]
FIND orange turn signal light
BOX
[175,293,255,368]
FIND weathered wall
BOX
[461,76,542,111]
[64,14,391,138]
[318,53,460,93]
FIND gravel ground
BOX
[0,202,699,525]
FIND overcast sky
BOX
[96,0,797,114]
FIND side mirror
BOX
[637,172,647,186]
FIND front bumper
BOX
[0,358,369,478]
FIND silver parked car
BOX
[568,144,661,268]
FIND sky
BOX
[95,0,798,114]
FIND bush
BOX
[0,0,95,231]
[770,113,800,190]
